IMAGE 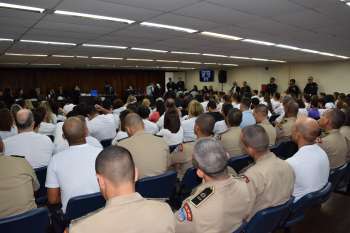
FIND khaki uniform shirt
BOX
[171,141,195,179]
[243,152,295,219]
[259,119,277,146]
[276,117,296,143]
[340,126,350,141]
[175,176,254,233]
[70,193,175,233]
[118,131,170,178]
[318,129,349,169]
[0,155,39,218]
[219,127,244,156]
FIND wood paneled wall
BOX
[0,68,165,97]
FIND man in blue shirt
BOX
[240,98,256,128]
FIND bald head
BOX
[63,117,86,145]
[293,117,320,144]
[124,113,144,136]
[16,109,34,131]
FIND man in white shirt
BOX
[4,109,54,169]
[286,117,329,202]
[213,103,233,135]
[86,106,117,141]
[138,106,159,134]
[46,117,102,213]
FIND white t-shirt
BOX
[213,120,228,135]
[181,117,197,142]
[87,114,117,141]
[54,136,102,154]
[286,144,330,202]
[4,131,54,168]
[38,122,56,136]
[63,104,75,115]
[201,101,209,112]
[0,126,17,139]
[157,127,184,146]
[156,114,165,129]
[112,131,128,145]
[143,119,159,135]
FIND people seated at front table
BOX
[68,146,175,233]
[3,109,54,169]
[175,139,254,233]
[287,117,329,202]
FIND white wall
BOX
[185,60,350,94]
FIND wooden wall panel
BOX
[0,68,165,97]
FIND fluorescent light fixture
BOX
[156,60,180,63]
[20,39,76,46]
[268,60,286,63]
[230,56,251,60]
[126,58,153,62]
[202,53,228,58]
[5,53,47,57]
[31,63,61,66]
[318,52,337,57]
[243,39,275,46]
[200,31,242,40]
[160,66,178,69]
[180,61,201,64]
[54,10,135,24]
[0,62,27,65]
[170,51,200,55]
[76,56,89,58]
[91,56,123,60]
[0,38,13,42]
[335,55,349,59]
[300,49,320,54]
[140,22,197,33]
[0,2,45,13]
[275,44,301,50]
[179,67,196,70]
[52,55,75,58]
[82,43,127,49]
[203,62,217,65]
[222,63,239,66]
[251,58,270,61]
[131,47,168,53]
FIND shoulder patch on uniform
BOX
[190,187,214,207]
[177,203,193,222]
[239,175,250,183]
[10,155,25,158]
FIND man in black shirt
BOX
[207,100,224,123]
[240,81,251,98]
[267,77,278,96]
[286,79,300,98]
[304,76,318,96]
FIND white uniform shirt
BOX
[45,144,102,213]
[286,144,330,202]
[63,104,75,115]
[87,114,117,141]
[0,126,17,139]
[201,101,209,112]
[181,117,197,142]
[112,131,128,145]
[156,114,165,129]
[4,132,54,168]
[213,120,228,135]
[54,136,102,154]
[38,122,56,136]
[157,127,184,146]
[143,119,159,135]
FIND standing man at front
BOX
[304,76,318,97]
[267,77,278,96]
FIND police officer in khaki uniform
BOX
[0,155,39,218]
[253,104,277,146]
[175,139,254,233]
[276,101,299,143]
[340,108,350,141]
[171,113,216,179]
[69,146,175,233]
[241,125,295,219]
[118,113,170,178]
[220,108,244,156]
[318,109,349,169]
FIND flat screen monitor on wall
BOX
[90,89,98,97]
[199,69,214,82]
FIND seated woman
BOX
[307,95,321,120]
[157,108,183,151]
[0,108,17,139]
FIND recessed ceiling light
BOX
[140,22,197,33]
[0,2,45,13]
[131,47,168,53]
[126,58,154,62]
[52,55,75,58]
[275,44,301,50]
[202,53,228,58]
[230,56,251,60]
[156,60,180,63]
[200,31,242,40]
[20,39,76,46]
[82,43,127,49]
[170,51,201,55]
[0,38,13,42]
[347,2,350,6]
[243,39,275,46]
[5,53,47,57]
[180,61,201,64]
[91,56,123,60]
[54,10,135,24]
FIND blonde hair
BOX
[142,98,151,108]
[188,100,204,118]
[39,101,54,123]
[24,99,34,110]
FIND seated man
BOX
[287,117,329,202]
[276,101,299,143]
[318,109,349,169]
[138,105,159,135]
[0,155,39,218]
[206,100,224,123]
[240,98,256,128]
[175,139,254,233]
[118,113,169,178]
[4,109,54,168]
[220,109,244,156]
[241,125,295,219]
[46,117,102,213]
[213,103,233,135]
[86,105,117,141]
[68,146,174,233]
[253,104,277,146]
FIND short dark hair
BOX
[251,98,260,109]
[241,98,251,110]
[344,108,350,126]
[33,107,46,129]
[226,109,242,127]
[113,99,124,109]
[207,100,217,110]
[286,101,299,117]
[102,99,112,110]
[0,108,13,131]
[119,110,131,131]
[241,125,269,153]
[137,105,150,119]
[164,108,180,133]
[222,103,234,117]
[327,109,345,129]
[254,104,268,116]
[95,146,135,185]
[195,113,215,136]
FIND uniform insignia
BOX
[190,187,214,207]
[240,175,250,183]
[10,155,25,158]
[177,203,193,222]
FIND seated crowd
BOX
[0,82,350,233]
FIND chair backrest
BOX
[34,166,47,199]
[65,192,106,222]
[227,155,254,173]
[136,171,177,199]
[100,139,112,148]
[0,207,49,233]
[270,140,298,159]
[329,163,348,191]
[245,197,294,233]
[181,167,202,191]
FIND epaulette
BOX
[10,155,25,159]
[234,174,251,184]
[190,186,214,207]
